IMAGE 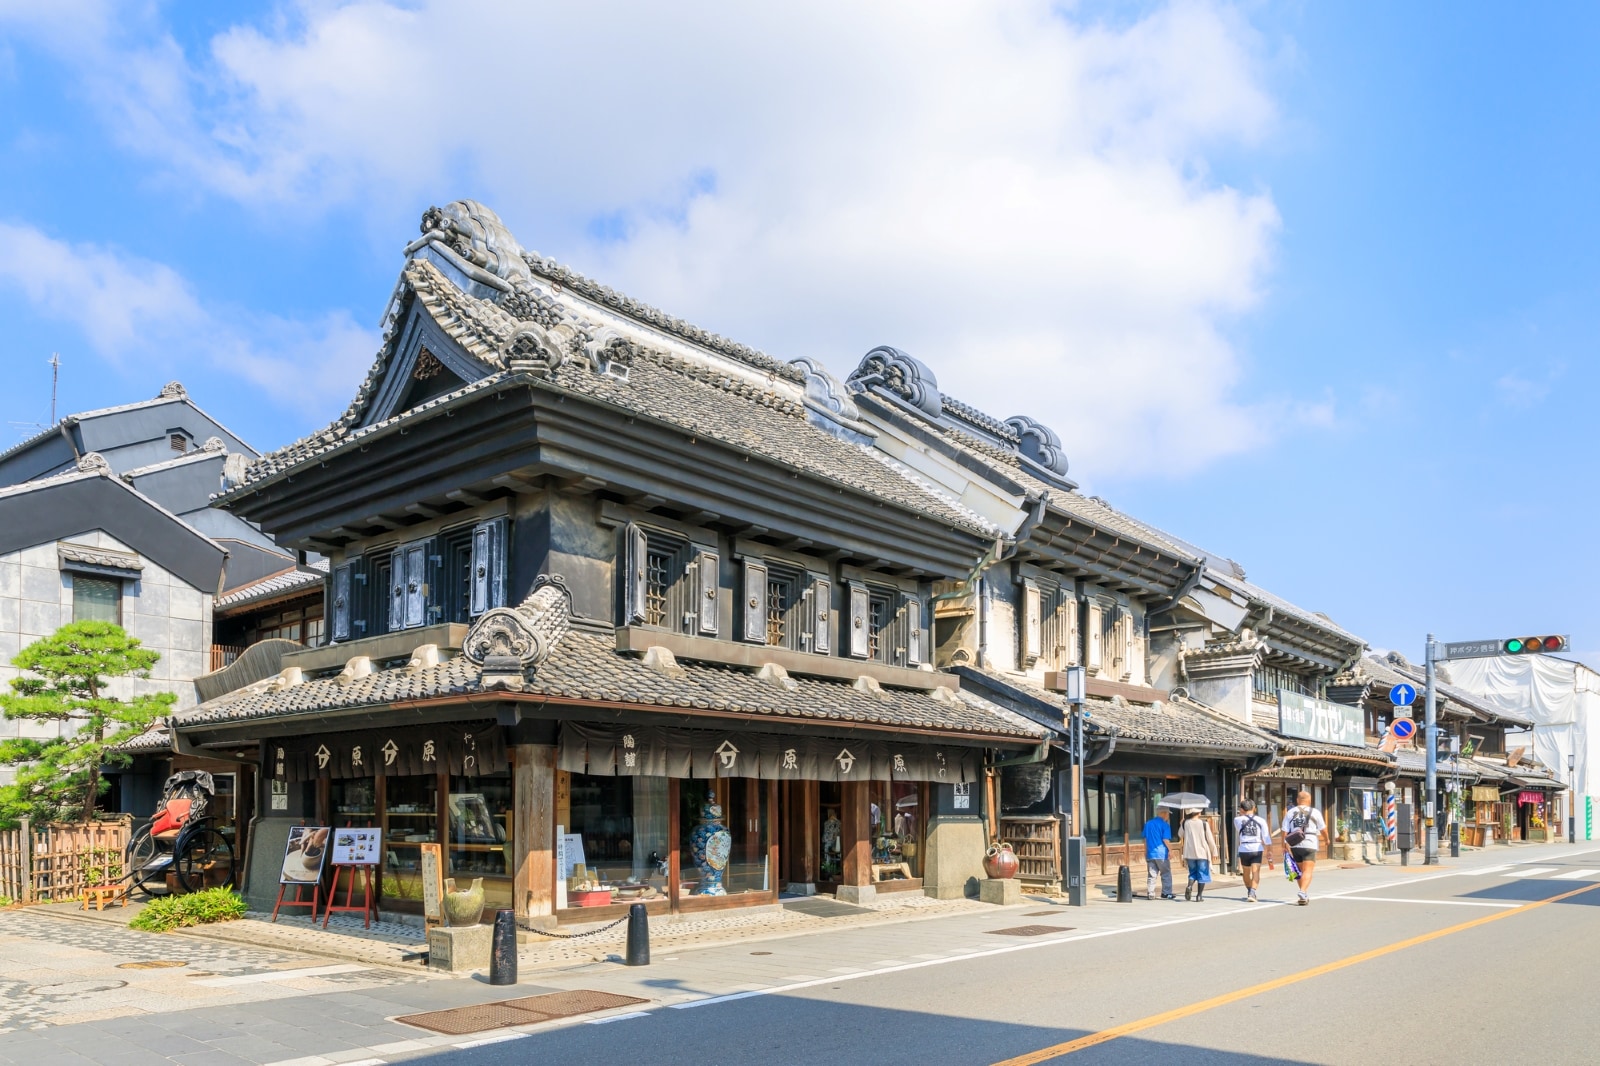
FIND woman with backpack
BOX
[1179,808,1218,901]
[1281,789,1328,905]
[1234,798,1272,902]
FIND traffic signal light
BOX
[1503,635,1569,655]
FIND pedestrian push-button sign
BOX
[1389,683,1416,707]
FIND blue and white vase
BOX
[689,802,733,896]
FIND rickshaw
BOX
[124,770,236,895]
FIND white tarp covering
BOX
[1446,655,1600,838]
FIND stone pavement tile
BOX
[204,1036,317,1065]
[169,1051,257,1066]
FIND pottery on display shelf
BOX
[983,841,1020,880]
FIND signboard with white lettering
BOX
[1277,691,1365,748]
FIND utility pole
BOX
[1424,634,1439,864]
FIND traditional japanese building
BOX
[173,201,1048,924]
[842,348,1278,884]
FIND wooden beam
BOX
[840,781,871,888]
[555,475,608,495]
[362,514,405,531]
[404,502,442,519]
[514,743,556,923]
[491,473,545,494]
[446,488,487,506]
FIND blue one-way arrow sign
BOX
[1389,683,1417,707]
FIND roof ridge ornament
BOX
[847,346,942,419]
[420,200,534,291]
[76,452,112,475]
[466,573,572,690]
[1004,415,1069,477]
[158,381,188,400]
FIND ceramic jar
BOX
[688,803,733,896]
[443,876,485,926]
[983,841,1020,880]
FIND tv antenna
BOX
[49,353,60,425]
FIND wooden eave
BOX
[1017,512,1198,599]
[223,375,991,577]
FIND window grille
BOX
[169,433,187,453]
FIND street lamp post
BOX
[1424,635,1439,864]
[1570,753,1577,845]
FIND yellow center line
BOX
[992,880,1600,1065]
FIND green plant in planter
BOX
[129,887,247,932]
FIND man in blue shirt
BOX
[1143,813,1175,899]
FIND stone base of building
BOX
[923,816,986,899]
[836,884,877,905]
[978,877,1023,905]
[785,882,817,896]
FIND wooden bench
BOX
[81,884,125,911]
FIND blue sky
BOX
[0,2,1594,666]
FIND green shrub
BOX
[129,887,247,932]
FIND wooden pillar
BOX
[790,780,819,884]
[514,744,556,924]
[840,780,871,887]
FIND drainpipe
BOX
[977,577,989,670]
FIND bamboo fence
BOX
[0,818,131,904]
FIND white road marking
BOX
[1550,868,1600,880]
[454,1032,529,1049]
[1459,865,1511,876]
[195,963,368,986]
[586,1011,651,1024]
[1325,896,1520,908]
[1505,867,1558,878]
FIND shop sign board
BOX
[953,783,971,810]
[1252,766,1333,782]
[270,779,288,811]
[1278,692,1364,748]
[419,843,443,926]
[1471,786,1500,803]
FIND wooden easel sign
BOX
[419,842,444,930]
[271,825,329,922]
[322,828,382,929]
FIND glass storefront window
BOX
[679,779,768,898]
[872,781,922,878]
[331,778,377,824]
[449,771,513,910]
[382,775,436,904]
[1103,775,1126,846]
[819,782,843,884]
[566,774,670,907]
[1085,779,1101,844]
[1127,777,1148,833]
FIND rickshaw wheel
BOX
[174,825,234,893]
[126,825,164,895]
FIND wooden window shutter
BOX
[847,582,870,659]
[694,548,720,635]
[470,518,508,617]
[742,557,769,642]
[1022,580,1042,664]
[904,594,925,667]
[404,542,428,628]
[809,576,832,654]
[1086,601,1103,670]
[623,523,648,625]
[331,564,352,642]
[389,547,406,632]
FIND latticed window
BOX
[1253,664,1314,699]
[71,576,121,624]
[766,577,790,646]
[868,593,891,661]
[645,547,674,627]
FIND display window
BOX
[868,781,922,879]
[565,774,671,908]
[449,770,514,909]
[818,781,844,886]
[380,775,436,905]
[678,778,771,901]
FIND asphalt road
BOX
[424,851,1600,1066]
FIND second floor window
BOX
[1254,664,1314,699]
[645,545,676,626]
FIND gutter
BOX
[57,418,80,460]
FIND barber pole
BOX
[1385,793,1398,843]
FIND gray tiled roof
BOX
[967,670,1274,753]
[223,258,996,537]
[174,631,1045,742]
[108,721,172,755]
[215,564,328,610]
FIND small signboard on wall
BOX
[270,780,288,811]
[953,782,972,810]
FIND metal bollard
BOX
[1450,822,1460,859]
[1116,864,1132,903]
[489,908,518,986]
[624,902,650,966]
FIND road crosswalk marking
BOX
[1461,865,1510,876]
[1550,868,1600,880]
[1504,867,1558,878]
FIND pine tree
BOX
[0,621,175,826]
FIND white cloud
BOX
[0,221,377,418]
[3,0,1290,477]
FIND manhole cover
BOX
[118,960,188,970]
[28,979,128,996]
[985,925,1075,937]
[398,990,648,1035]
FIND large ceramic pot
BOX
[983,842,1019,880]
[688,803,733,896]
[443,876,485,926]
